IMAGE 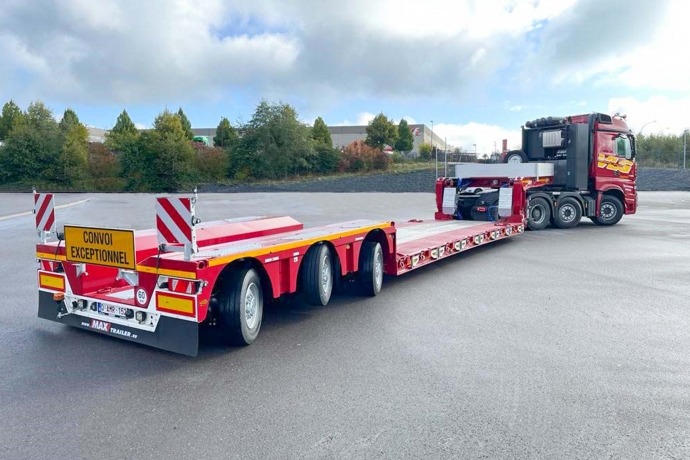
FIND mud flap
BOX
[37,290,199,356]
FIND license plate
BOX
[97,303,128,317]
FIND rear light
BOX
[135,311,147,323]
[162,278,201,294]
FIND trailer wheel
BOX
[217,267,263,345]
[504,150,527,163]
[591,195,623,226]
[553,197,582,229]
[527,197,551,231]
[302,244,333,306]
[358,241,383,296]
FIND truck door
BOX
[593,130,637,212]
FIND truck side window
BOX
[615,135,632,160]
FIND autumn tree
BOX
[365,113,398,150]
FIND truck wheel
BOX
[527,197,551,231]
[217,267,263,345]
[504,150,527,164]
[591,196,624,226]
[553,197,582,229]
[358,241,383,296]
[302,244,333,306]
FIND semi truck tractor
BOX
[447,113,637,230]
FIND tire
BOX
[591,195,624,226]
[504,150,527,164]
[216,267,263,346]
[357,241,384,296]
[553,197,582,229]
[302,244,333,306]
[527,197,551,231]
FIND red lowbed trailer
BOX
[35,176,531,356]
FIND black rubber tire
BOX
[504,150,527,163]
[216,267,263,345]
[302,244,333,306]
[553,197,582,229]
[357,241,383,296]
[591,195,624,226]
[527,197,551,231]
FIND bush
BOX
[339,140,391,173]
[194,144,228,182]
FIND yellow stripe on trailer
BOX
[39,272,65,291]
[156,292,195,316]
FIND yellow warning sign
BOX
[64,225,136,270]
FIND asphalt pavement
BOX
[1,192,689,459]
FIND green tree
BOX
[418,142,432,161]
[311,117,332,146]
[636,132,683,167]
[58,121,89,184]
[59,108,81,133]
[0,100,24,140]
[394,119,414,153]
[213,117,237,148]
[0,101,61,183]
[106,110,140,152]
[365,113,398,150]
[231,100,314,179]
[142,109,196,191]
[177,108,194,140]
[311,144,340,173]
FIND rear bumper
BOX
[37,290,199,356]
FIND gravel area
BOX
[199,167,690,193]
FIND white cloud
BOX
[435,122,522,154]
[608,96,690,135]
[356,112,376,126]
[0,0,589,106]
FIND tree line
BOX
[0,101,425,192]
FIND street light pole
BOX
[639,120,656,135]
[431,120,437,177]
[683,129,688,169]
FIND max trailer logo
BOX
[85,319,138,339]
[89,319,111,332]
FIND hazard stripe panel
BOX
[39,272,65,291]
[34,193,55,233]
[156,292,195,317]
[156,197,193,246]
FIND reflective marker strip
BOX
[156,197,193,246]
[39,272,65,291]
[34,193,55,233]
[156,292,195,317]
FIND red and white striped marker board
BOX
[33,192,56,236]
[155,197,197,256]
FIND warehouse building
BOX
[328,124,445,156]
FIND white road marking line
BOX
[0,199,89,221]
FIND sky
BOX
[1,0,689,154]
